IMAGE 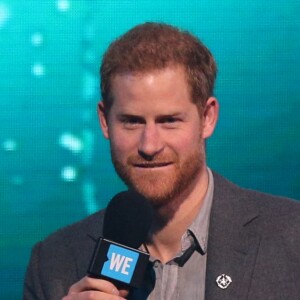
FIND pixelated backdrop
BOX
[0,0,299,298]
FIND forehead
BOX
[111,66,190,99]
[108,66,198,116]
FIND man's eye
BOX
[157,117,182,129]
[159,117,180,124]
[120,117,144,128]
[163,117,177,123]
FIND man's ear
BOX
[202,97,219,139]
[97,101,109,139]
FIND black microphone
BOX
[88,190,153,288]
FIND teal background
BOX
[0,0,299,298]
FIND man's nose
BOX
[138,124,164,160]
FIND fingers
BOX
[68,276,119,295]
[63,290,125,300]
[62,276,128,300]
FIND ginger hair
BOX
[100,22,217,112]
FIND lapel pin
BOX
[216,274,232,289]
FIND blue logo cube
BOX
[101,244,139,283]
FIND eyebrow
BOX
[117,112,185,119]
[116,113,143,119]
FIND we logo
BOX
[101,244,139,283]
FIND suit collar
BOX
[205,172,261,299]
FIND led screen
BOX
[0,1,299,298]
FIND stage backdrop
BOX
[0,0,299,298]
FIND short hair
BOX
[100,22,217,112]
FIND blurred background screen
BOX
[0,0,299,298]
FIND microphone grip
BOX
[88,238,150,288]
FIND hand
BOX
[62,276,129,300]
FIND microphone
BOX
[88,190,153,288]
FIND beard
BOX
[110,143,206,208]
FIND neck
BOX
[146,167,209,263]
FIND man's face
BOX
[99,66,216,207]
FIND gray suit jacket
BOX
[23,172,300,299]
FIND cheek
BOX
[110,130,139,156]
[166,130,202,154]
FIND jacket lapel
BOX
[205,173,261,300]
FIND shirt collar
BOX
[186,168,214,254]
[143,168,214,262]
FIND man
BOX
[24,23,300,300]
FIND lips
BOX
[133,162,172,168]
